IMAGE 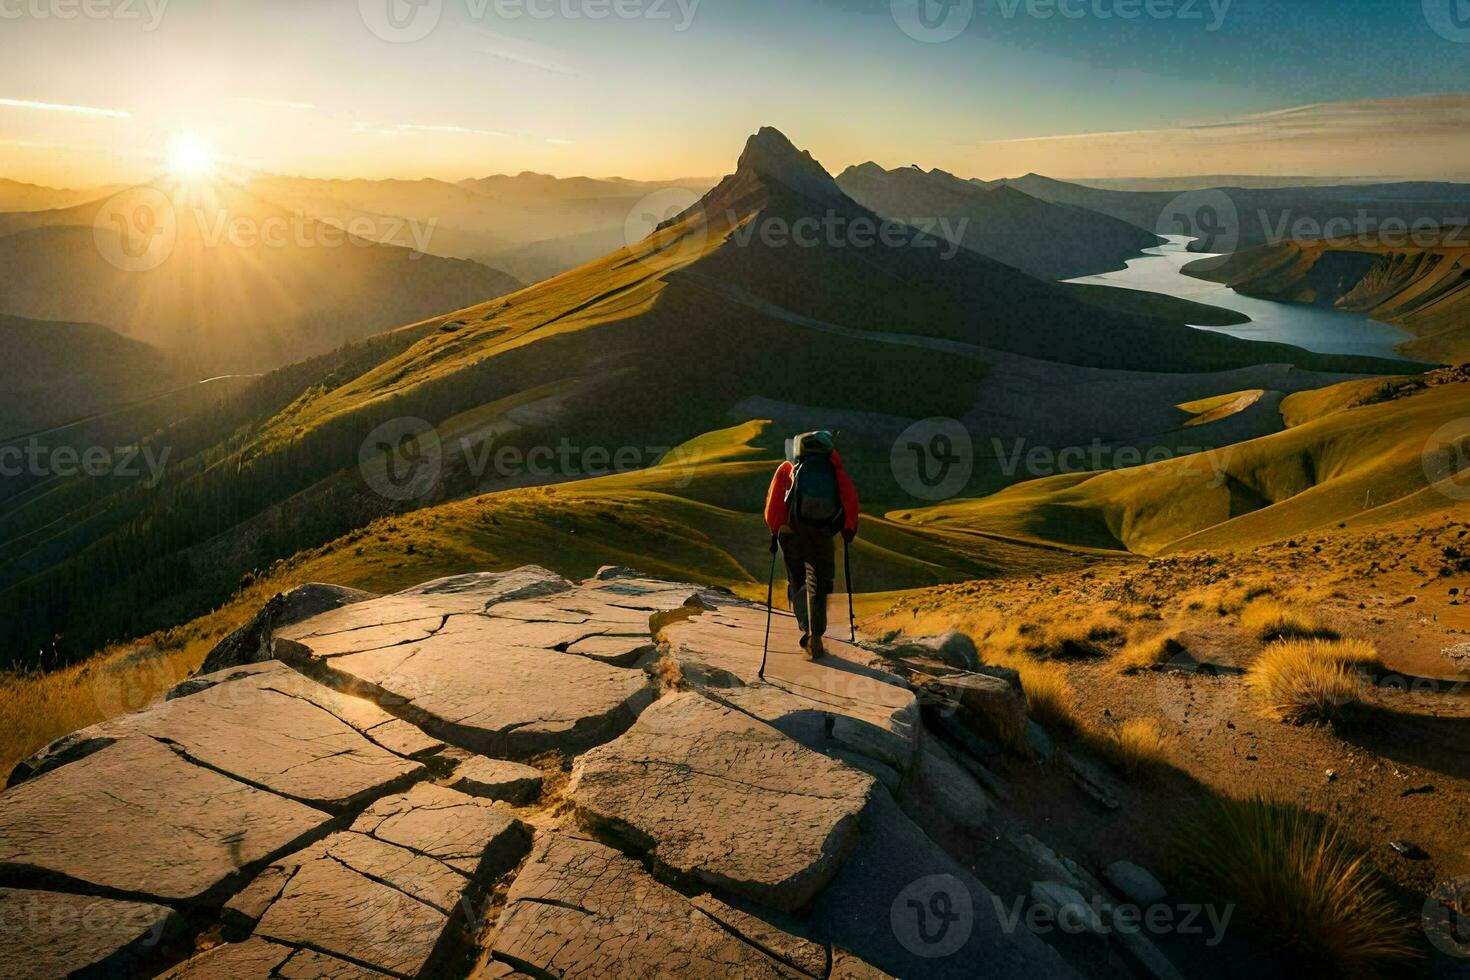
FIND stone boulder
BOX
[876,631,981,672]
[0,736,331,906]
[568,692,876,912]
[0,888,179,978]
[494,832,868,977]
[158,937,391,978]
[920,669,1028,752]
[200,583,378,674]
[1103,860,1167,906]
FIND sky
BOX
[1,0,1468,185]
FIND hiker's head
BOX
[792,430,835,459]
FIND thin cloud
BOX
[545,138,575,145]
[0,97,130,118]
[395,124,507,137]
[472,26,583,76]
[238,98,316,111]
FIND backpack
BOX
[785,432,844,534]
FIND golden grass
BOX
[1115,634,1185,674]
[1240,599,1338,642]
[1103,717,1172,776]
[1246,642,1364,723]
[989,655,1076,732]
[1183,794,1420,977]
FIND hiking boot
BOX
[799,633,810,650]
[807,636,825,660]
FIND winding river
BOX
[1068,235,1416,361]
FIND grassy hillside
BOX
[0,418,1101,777]
[893,373,1470,555]
[1183,236,1470,363]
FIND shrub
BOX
[1105,717,1171,776]
[991,655,1076,732]
[1246,642,1363,723]
[1115,634,1185,674]
[1183,795,1419,977]
[1240,599,1338,642]
[1032,612,1127,659]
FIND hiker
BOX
[764,431,860,659]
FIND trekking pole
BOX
[844,537,856,643]
[759,535,777,681]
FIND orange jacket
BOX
[764,450,861,537]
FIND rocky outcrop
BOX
[0,566,1178,979]
[494,832,829,978]
[569,692,877,912]
[200,583,378,674]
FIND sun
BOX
[167,134,215,179]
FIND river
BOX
[1067,235,1416,361]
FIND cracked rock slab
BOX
[0,736,331,906]
[494,832,852,978]
[0,887,179,978]
[113,666,425,810]
[288,614,655,758]
[350,783,530,877]
[158,936,392,979]
[568,692,876,912]
[447,757,544,804]
[253,832,470,977]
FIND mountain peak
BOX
[736,126,841,201]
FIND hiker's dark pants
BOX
[778,525,835,638]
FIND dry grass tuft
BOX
[988,653,1076,732]
[1240,599,1338,642]
[1183,794,1420,977]
[1115,634,1185,674]
[1104,717,1172,776]
[1246,642,1365,723]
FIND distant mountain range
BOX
[997,173,1470,254]
[837,162,1161,280]
[0,180,521,376]
[247,171,715,285]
